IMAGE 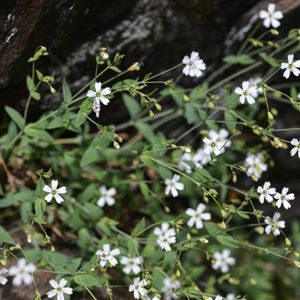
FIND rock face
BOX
[0,0,299,100]
[0,0,262,90]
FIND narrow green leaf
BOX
[5,106,25,129]
[131,218,146,237]
[62,79,72,103]
[224,110,237,132]
[0,226,14,245]
[123,94,141,118]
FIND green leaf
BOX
[75,99,93,127]
[123,94,141,118]
[24,126,53,141]
[26,75,35,92]
[0,226,14,245]
[224,110,237,132]
[194,168,212,182]
[62,79,72,103]
[20,201,32,223]
[75,274,105,288]
[5,106,25,129]
[204,222,219,237]
[30,91,41,101]
[127,238,139,257]
[135,121,156,143]
[109,66,122,73]
[216,234,238,248]
[80,146,99,167]
[44,252,81,273]
[131,218,146,237]
[140,154,157,168]
[223,54,255,65]
[184,105,198,124]
[0,189,34,208]
[259,53,279,67]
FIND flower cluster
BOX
[257,181,295,236]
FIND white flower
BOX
[226,294,235,300]
[86,82,111,117]
[274,187,295,209]
[208,296,223,300]
[234,81,258,105]
[194,148,211,166]
[203,129,231,156]
[178,149,210,173]
[43,180,67,204]
[129,277,149,299]
[95,244,120,267]
[257,181,276,203]
[249,77,263,94]
[178,152,194,174]
[0,268,8,285]
[281,54,300,79]
[8,258,36,286]
[182,51,206,77]
[244,153,267,179]
[97,185,117,207]
[154,223,176,252]
[265,212,285,236]
[47,278,73,300]
[120,256,143,274]
[259,3,283,28]
[186,203,211,229]
[161,277,180,300]
[212,249,236,273]
[178,153,196,174]
[290,138,300,158]
[164,174,184,198]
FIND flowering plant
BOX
[1,4,300,300]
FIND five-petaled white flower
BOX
[164,174,184,198]
[265,212,285,236]
[208,296,223,300]
[234,81,258,105]
[43,180,67,204]
[182,51,206,77]
[129,277,149,299]
[96,244,120,267]
[226,294,235,300]
[186,203,211,229]
[97,185,117,207]
[259,3,283,28]
[161,277,181,300]
[154,223,176,252]
[274,187,295,209]
[203,129,231,156]
[257,181,276,204]
[281,54,300,79]
[47,278,73,300]
[290,138,300,158]
[120,256,143,274]
[0,268,8,285]
[86,82,111,117]
[212,249,236,273]
[8,258,36,286]
[244,153,268,179]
